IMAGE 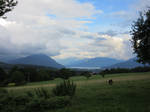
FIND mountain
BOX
[56,58,82,66]
[7,54,65,69]
[67,57,122,68]
[0,56,17,63]
[106,58,145,69]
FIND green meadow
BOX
[4,72,150,112]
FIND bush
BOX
[48,96,71,109]
[0,88,71,112]
[26,96,70,112]
[52,80,76,97]
[0,88,8,97]
[34,88,50,99]
[0,93,31,112]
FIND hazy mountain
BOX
[67,57,122,68]
[7,54,65,69]
[106,58,146,69]
[56,58,82,66]
[0,56,17,63]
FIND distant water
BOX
[69,67,101,70]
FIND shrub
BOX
[48,96,71,109]
[26,96,71,112]
[0,88,8,97]
[12,94,30,105]
[34,88,50,99]
[0,93,31,112]
[0,87,72,112]
[52,80,76,97]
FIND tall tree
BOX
[131,9,150,64]
[0,67,6,82]
[0,0,17,18]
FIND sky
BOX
[0,0,150,61]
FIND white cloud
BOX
[0,0,101,59]
[0,0,142,61]
[54,32,133,60]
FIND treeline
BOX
[100,67,150,75]
[0,66,79,86]
[1,66,150,86]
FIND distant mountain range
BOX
[106,58,146,69]
[65,57,123,68]
[5,54,64,69]
[0,54,147,70]
[56,58,81,66]
[58,57,147,69]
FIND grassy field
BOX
[5,72,150,112]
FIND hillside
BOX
[0,61,13,69]
[7,54,65,69]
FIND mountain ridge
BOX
[105,58,146,69]
[66,57,123,68]
[6,54,65,69]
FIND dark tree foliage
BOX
[59,68,72,80]
[22,67,38,82]
[11,71,25,85]
[81,71,91,79]
[131,9,150,64]
[0,0,17,18]
[0,67,6,81]
[99,67,150,75]
[0,68,10,86]
[9,66,19,75]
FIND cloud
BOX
[2,0,145,61]
[109,0,150,28]
[54,31,133,60]
[99,30,118,37]
[0,0,101,59]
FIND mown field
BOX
[5,72,150,112]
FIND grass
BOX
[4,72,150,112]
[6,72,150,90]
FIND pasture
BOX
[5,72,150,112]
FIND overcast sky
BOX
[0,0,150,61]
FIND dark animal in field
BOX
[108,79,113,85]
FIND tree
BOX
[81,71,91,79]
[11,71,25,85]
[0,67,6,82]
[37,69,51,81]
[0,67,7,86]
[0,0,17,18]
[131,9,150,64]
[59,68,72,80]
[9,66,19,75]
